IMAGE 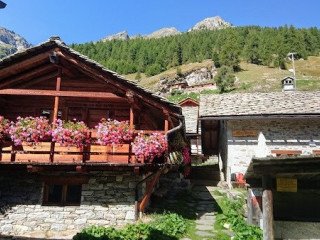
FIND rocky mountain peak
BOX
[146,27,181,39]
[0,27,32,58]
[188,16,232,31]
[101,30,129,41]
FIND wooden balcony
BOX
[0,130,166,165]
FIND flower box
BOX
[0,142,51,163]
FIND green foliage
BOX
[70,26,320,76]
[73,213,187,240]
[152,212,187,237]
[216,195,263,240]
[214,66,236,93]
[176,67,183,77]
[166,92,199,103]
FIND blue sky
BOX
[1,0,319,45]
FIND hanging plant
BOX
[132,132,168,162]
[95,118,134,145]
[8,116,52,146]
[0,116,10,141]
[51,119,90,148]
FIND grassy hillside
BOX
[125,56,320,102]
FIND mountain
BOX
[0,27,32,58]
[99,16,230,41]
[145,27,181,39]
[188,16,232,31]
[100,30,129,41]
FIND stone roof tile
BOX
[200,92,320,117]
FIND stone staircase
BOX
[190,161,221,186]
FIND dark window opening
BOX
[41,109,62,120]
[43,183,82,206]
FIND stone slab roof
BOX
[181,106,199,134]
[200,92,320,118]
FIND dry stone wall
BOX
[226,119,320,182]
[0,170,142,236]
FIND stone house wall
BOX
[226,119,320,182]
[0,170,142,236]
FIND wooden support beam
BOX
[139,170,162,212]
[56,50,178,115]
[0,89,123,100]
[53,68,62,123]
[20,71,58,88]
[262,175,274,240]
[0,52,51,80]
[0,64,55,88]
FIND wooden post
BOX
[130,106,134,130]
[52,68,62,123]
[247,188,253,225]
[51,68,62,163]
[262,175,274,240]
[163,110,169,132]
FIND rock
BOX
[0,26,32,58]
[145,27,181,39]
[195,230,215,237]
[196,224,213,231]
[188,16,232,32]
[125,211,135,220]
[100,30,129,41]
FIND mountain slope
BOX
[0,27,32,58]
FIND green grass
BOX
[125,56,320,95]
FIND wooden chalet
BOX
[0,37,184,236]
[0,36,182,167]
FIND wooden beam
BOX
[53,68,62,122]
[56,50,178,115]
[0,52,50,80]
[20,71,58,88]
[0,89,124,100]
[139,170,162,212]
[0,64,56,88]
[262,175,274,240]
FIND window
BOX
[43,183,82,206]
[41,109,62,120]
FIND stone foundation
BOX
[0,170,142,236]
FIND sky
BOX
[1,0,320,45]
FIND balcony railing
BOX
[0,130,166,165]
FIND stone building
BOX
[199,91,320,239]
[0,37,183,237]
[179,98,202,156]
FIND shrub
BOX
[73,213,187,240]
[216,195,263,240]
[152,213,187,237]
[0,116,10,140]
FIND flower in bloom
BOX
[0,116,10,140]
[95,119,134,145]
[132,132,168,162]
[51,119,90,148]
[8,116,52,146]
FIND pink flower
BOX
[95,119,134,145]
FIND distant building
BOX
[281,76,295,91]
[179,98,202,156]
